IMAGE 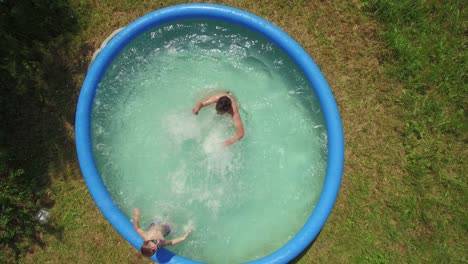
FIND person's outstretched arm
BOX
[161,230,192,246]
[224,99,244,146]
[192,93,226,114]
[224,113,244,146]
[133,208,146,238]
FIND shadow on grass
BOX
[0,0,91,261]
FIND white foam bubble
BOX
[206,199,221,216]
[183,219,196,232]
[201,129,235,175]
[164,111,201,144]
[170,163,188,194]
[201,130,224,154]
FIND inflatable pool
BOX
[75,4,344,263]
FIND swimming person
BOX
[133,208,192,257]
[192,92,245,146]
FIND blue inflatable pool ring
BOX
[75,3,344,263]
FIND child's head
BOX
[140,240,158,257]
[216,96,232,114]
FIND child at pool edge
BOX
[192,92,245,146]
[133,208,192,257]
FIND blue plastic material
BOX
[75,3,344,264]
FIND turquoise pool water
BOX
[91,19,327,263]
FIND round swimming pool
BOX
[76,4,344,264]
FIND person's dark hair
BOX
[141,240,156,257]
[216,96,232,114]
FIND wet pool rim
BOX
[75,3,344,264]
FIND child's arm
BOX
[161,230,192,246]
[192,93,227,114]
[132,208,146,238]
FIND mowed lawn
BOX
[2,0,465,263]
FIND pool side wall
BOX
[75,4,344,264]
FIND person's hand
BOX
[224,139,233,147]
[192,103,201,115]
[183,230,192,239]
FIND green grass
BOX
[1,0,466,263]
[363,0,467,262]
